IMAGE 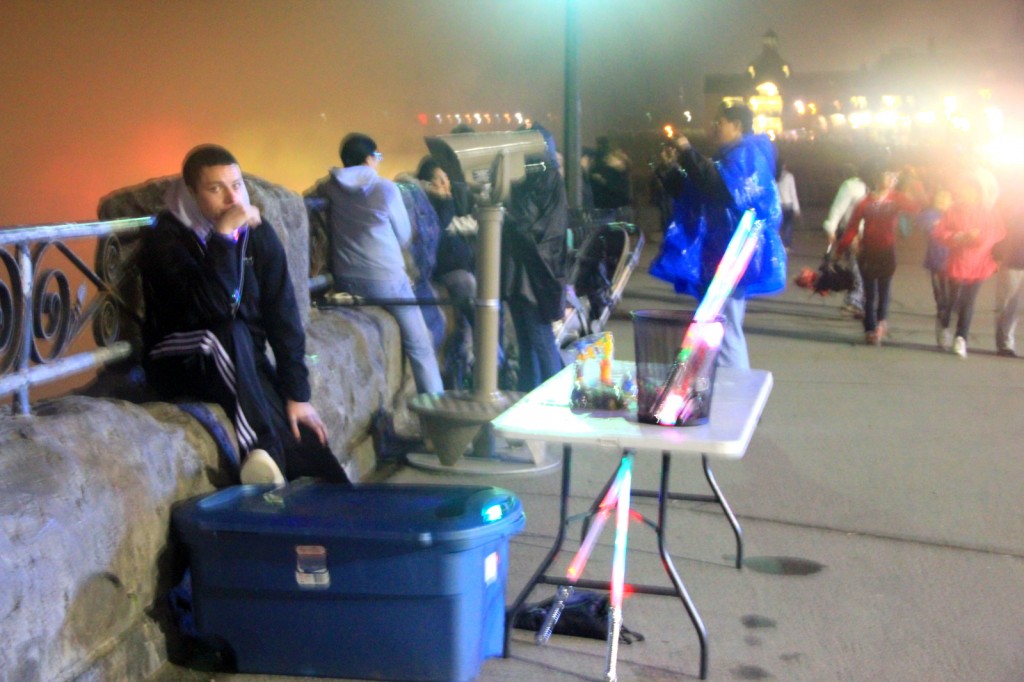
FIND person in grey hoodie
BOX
[321,133,443,394]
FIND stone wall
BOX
[0,175,418,681]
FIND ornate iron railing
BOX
[0,217,155,415]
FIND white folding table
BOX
[493,361,773,680]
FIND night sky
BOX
[1,0,1021,225]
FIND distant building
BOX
[704,30,1023,152]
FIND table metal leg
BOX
[504,444,573,657]
[506,446,713,679]
[702,454,744,568]
[631,454,744,569]
[658,451,709,680]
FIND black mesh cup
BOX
[631,310,723,426]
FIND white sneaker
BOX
[935,321,952,350]
[953,336,967,359]
[240,448,285,485]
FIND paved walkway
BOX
[157,208,1024,681]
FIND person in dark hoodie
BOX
[139,144,348,486]
[416,157,477,388]
[502,126,569,392]
[321,132,443,394]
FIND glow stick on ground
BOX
[605,453,634,682]
[534,507,612,645]
[537,461,627,645]
[651,210,763,425]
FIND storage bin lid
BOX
[174,481,524,548]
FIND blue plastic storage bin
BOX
[172,481,525,682]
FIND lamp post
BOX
[564,0,582,211]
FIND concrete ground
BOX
[154,206,1024,681]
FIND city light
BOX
[982,132,1024,166]
[984,107,1004,134]
[849,111,873,129]
[875,110,898,127]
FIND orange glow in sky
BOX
[1,0,1018,225]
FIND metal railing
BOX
[0,217,155,415]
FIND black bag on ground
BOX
[511,589,645,644]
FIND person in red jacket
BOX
[934,172,1006,358]
[834,163,922,345]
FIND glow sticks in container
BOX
[651,210,761,426]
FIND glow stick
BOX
[566,507,613,580]
[537,461,627,645]
[609,454,633,609]
[651,210,762,425]
[565,459,628,578]
[694,210,759,322]
[605,453,634,682]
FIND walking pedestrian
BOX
[934,172,1006,358]
[918,188,954,348]
[833,163,922,345]
[777,160,801,250]
[823,163,868,318]
[994,179,1024,357]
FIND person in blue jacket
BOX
[650,102,786,369]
